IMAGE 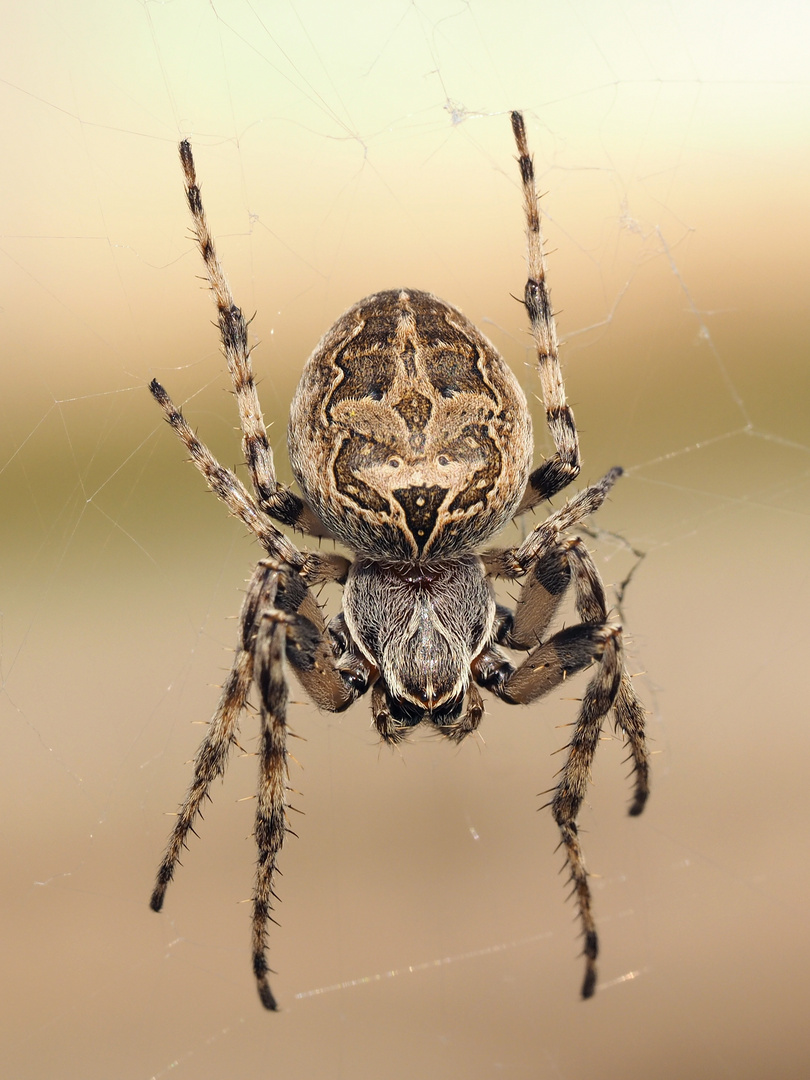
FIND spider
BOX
[149,112,650,1010]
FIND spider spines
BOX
[564,883,581,906]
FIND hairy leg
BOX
[510,111,581,510]
[482,517,649,997]
[174,140,331,538]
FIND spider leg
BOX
[149,378,303,565]
[150,560,271,913]
[249,566,376,1009]
[566,540,650,817]
[482,625,622,1002]
[272,560,368,713]
[503,535,571,650]
[176,141,330,539]
[251,605,288,1012]
[483,467,623,580]
[151,558,365,1009]
[482,525,648,998]
[510,111,580,510]
[547,629,623,999]
[489,621,621,708]
[612,671,650,816]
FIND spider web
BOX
[2,2,809,1078]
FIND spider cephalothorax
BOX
[342,552,495,728]
[149,113,650,1011]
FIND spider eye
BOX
[437,454,452,467]
[387,457,401,468]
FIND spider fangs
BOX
[149,112,650,1010]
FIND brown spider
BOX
[149,112,650,1010]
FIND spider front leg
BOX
[566,542,649,818]
[151,558,365,1010]
[484,522,649,997]
[544,625,623,999]
[250,602,289,1011]
[492,541,622,998]
[150,561,271,915]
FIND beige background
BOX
[2,2,809,1078]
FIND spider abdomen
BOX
[288,289,533,558]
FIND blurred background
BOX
[2,2,808,1078]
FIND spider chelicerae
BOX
[149,112,650,1010]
